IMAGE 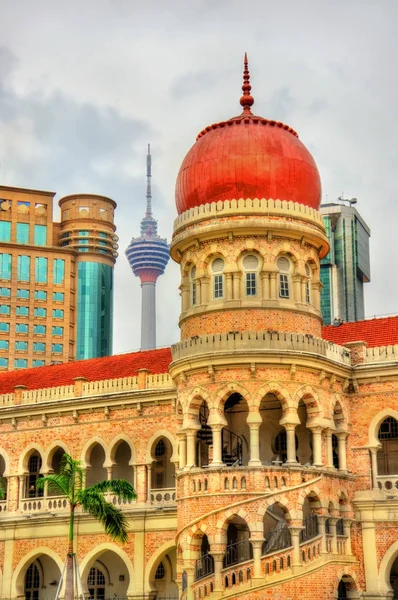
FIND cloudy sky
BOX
[0,0,397,354]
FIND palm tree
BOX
[36,452,136,600]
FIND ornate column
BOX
[328,518,338,554]
[247,412,262,467]
[251,539,265,582]
[337,431,348,472]
[270,272,277,300]
[343,519,353,555]
[180,282,190,313]
[106,466,113,480]
[285,424,298,465]
[232,272,241,300]
[369,446,380,488]
[317,515,328,555]
[225,272,233,301]
[288,526,303,568]
[210,425,224,467]
[310,427,323,467]
[18,474,26,507]
[261,272,269,300]
[212,552,225,598]
[186,429,198,468]
[312,281,322,311]
[146,462,153,502]
[292,275,302,303]
[201,275,210,304]
[325,429,335,469]
[177,433,187,469]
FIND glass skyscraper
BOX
[0,185,118,369]
[320,202,370,325]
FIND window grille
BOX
[245,272,256,296]
[155,439,166,457]
[155,562,165,579]
[279,274,290,298]
[379,417,398,440]
[214,274,223,299]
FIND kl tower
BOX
[125,145,170,350]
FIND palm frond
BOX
[59,453,84,500]
[36,473,71,497]
[78,489,129,542]
[87,479,136,501]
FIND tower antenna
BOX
[146,143,152,217]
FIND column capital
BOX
[336,430,349,440]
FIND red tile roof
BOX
[322,316,398,348]
[0,347,172,394]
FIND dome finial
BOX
[240,52,254,114]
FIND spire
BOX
[240,52,254,114]
[146,143,152,217]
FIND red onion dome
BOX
[175,54,321,214]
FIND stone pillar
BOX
[180,282,190,313]
[225,272,233,301]
[310,427,323,467]
[178,434,187,469]
[261,272,269,300]
[210,425,224,467]
[325,429,335,470]
[317,515,328,555]
[232,273,241,300]
[329,518,338,554]
[247,412,262,466]
[312,282,321,311]
[293,275,302,303]
[369,446,380,488]
[289,526,303,568]
[196,278,202,305]
[18,474,26,506]
[343,519,353,555]
[186,430,197,468]
[212,553,224,598]
[251,539,264,582]
[361,520,380,592]
[147,463,152,502]
[285,424,298,465]
[134,464,147,503]
[270,273,277,300]
[201,276,210,304]
[337,432,348,472]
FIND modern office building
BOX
[0,56,398,600]
[320,201,371,325]
[125,145,169,350]
[0,185,118,369]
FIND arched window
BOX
[212,258,225,299]
[243,255,259,296]
[378,417,398,475]
[277,256,291,299]
[88,566,106,600]
[155,562,165,579]
[26,452,43,498]
[305,263,311,304]
[191,266,197,306]
[25,563,40,600]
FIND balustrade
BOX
[150,488,177,507]
[299,514,319,543]
[223,539,253,568]
[376,475,398,493]
[194,554,214,581]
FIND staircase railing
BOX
[262,523,291,555]
[300,514,319,543]
[223,539,253,567]
[222,429,243,466]
[194,554,214,581]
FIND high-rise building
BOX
[320,201,371,324]
[125,145,169,350]
[0,185,118,369]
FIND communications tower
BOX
[125,145,170,350]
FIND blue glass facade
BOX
[76,262,113,360]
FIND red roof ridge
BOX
[322,315,398,349]
[0,347,172,395]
